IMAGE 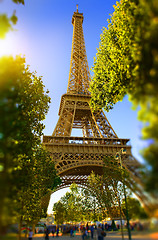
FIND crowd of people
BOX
[28,223,107,240]
[81,223,106,240]
[28,220,145,240]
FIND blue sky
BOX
[1,0,147,214]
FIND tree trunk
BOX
[18,215,23,240]
[25,223,28,240]
[32,223,35,234]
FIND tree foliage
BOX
[53,179,148,224]
[53,201,66,225]
[53,184,83,224]
[122,197,148,220]
[0,56,61,233]
[86,153,138,222]
[54,159,127,222]
[53,183,100,223]
[0,0,24,38]
[0,13,18,38]
[90,0,158,194]
[87,171,127,220]
[80,188,98,222]
[15,146,61,226]
[12,0,25,4]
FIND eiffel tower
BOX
[43,6,156,214]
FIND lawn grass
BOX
[1,233,18,240]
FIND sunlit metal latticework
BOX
[67,8,91,95]
[43,7,156,213]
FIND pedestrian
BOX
[28,229,33,240]
[56,226,59,237]
[52,228,55,238]
[86,223,89,232]
[90,225,94,239]
[70,228,74,237]
[97,224,106,240]
[45,228,49,240]
[82,227,87,240]
[73,226,76,236]
[102,224,104,230]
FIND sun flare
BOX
[0,33,21,57]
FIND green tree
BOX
[90,0,158,194]
[0,13,17,38]
[0,0,24,38]
[0,56,61,236]
[88,171,126,220]
[53,201,66,225]
[16,145,61,233]
[53,183,97,224]
[53,180,126,224]
[80,188,98,222]
[60,184,83,223]
[86,153,137,228]
[122,197,148,220]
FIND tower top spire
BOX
[67,8,91,95]
[76,4,78,13]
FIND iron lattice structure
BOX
[43,8,156,213]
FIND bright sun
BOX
[0,32,21,57]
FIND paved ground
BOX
[31,231,158,240]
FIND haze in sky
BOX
[0,0,147,214]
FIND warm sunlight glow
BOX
[0,32,22,57]
[0,39,14,57]
[47,188,70,214]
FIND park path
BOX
[32,231,158,240]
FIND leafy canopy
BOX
[0,0,24,38]
[90,0,158,111]
[90,0,158,194]
[53,183,101,223]
[0,56,60,231]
